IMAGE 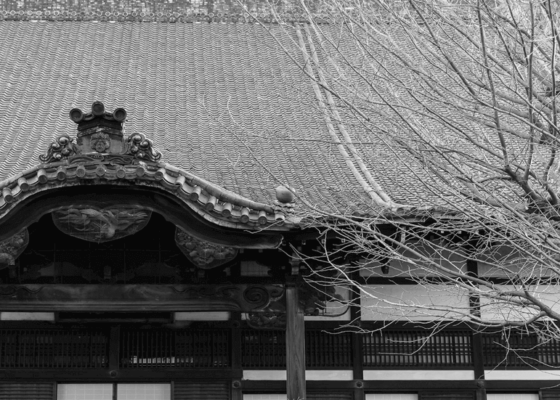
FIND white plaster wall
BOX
[487,394,539,400]
[366,395,418,400]
[58,384,113,400]
[485,369,560,380]
[363,370,474,380]
[360,285,470,321]
[1,312,54,321]
[242,370,353,380]
[480,284,560,321]
[117,384,170,400]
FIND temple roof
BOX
[0,20,437,225]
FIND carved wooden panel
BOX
[0,284,284,313]
[52,206,151,243]
[175,227,238,269]
[0,229,28,266]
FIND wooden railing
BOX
[0,326,559,370]
[362,328,473,368]
[0,329,108,368]
[241,329,353,369]
[480,332,560,368]
[120,328,230,368]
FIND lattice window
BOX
[120,329,230,368]
[0,329,108,369]
[362,329,472,367]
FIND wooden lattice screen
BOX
[173,381,229,400]
[241,329,353,369]
[0,329,108,369]
[362,329,473,368]
[482,333,539,367]
[120,329,230,368]
[0,383,54,400]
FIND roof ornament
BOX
[123,133,162,162]
[69,101,127,154]
[39,135,79,163]
[39,101,162,162]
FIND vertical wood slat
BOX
[120,328,230,368]
[362,329,473,368]
[0,329,108,369]
[0,383,54,400]
[173,381,229,400]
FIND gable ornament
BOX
[39,102,162,163]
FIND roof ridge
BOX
[0,9,329,24]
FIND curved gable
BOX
[0,102,295,247]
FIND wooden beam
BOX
[286,282,306,400]
[0,186,283,248]
[0,284,284,313]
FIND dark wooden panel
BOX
[542,391,560,400]
[0,283,284,312]
[174,381,229,400]
[0,382,54,400]
[0,329,108,369]
[420,391,475,400]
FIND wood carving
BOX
[21,262,102,282]
[52,205,151,242]
[0,284,285,314]
[0,229,28,267]
[175,227,238,269]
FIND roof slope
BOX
[0,21,421,216]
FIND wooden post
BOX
[109,325,120,374]
[350,273,364,400]
[286,281,306,400]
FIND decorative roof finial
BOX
[40,102,162,164]
[275,185,295,204]
[68,101,127,155]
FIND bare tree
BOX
[233,0,560,359]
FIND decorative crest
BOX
[91,132,111,153]
[39,135,79,163]
[124,133,162,162]
[39,102,162,164]
[69,101,127,155]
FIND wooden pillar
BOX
[231,312,243,400]
[286,282,306,400]
[108,325,120,375]
[350,274,364,400]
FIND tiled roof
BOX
[0,0,331,23]
[0,21,440,226]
